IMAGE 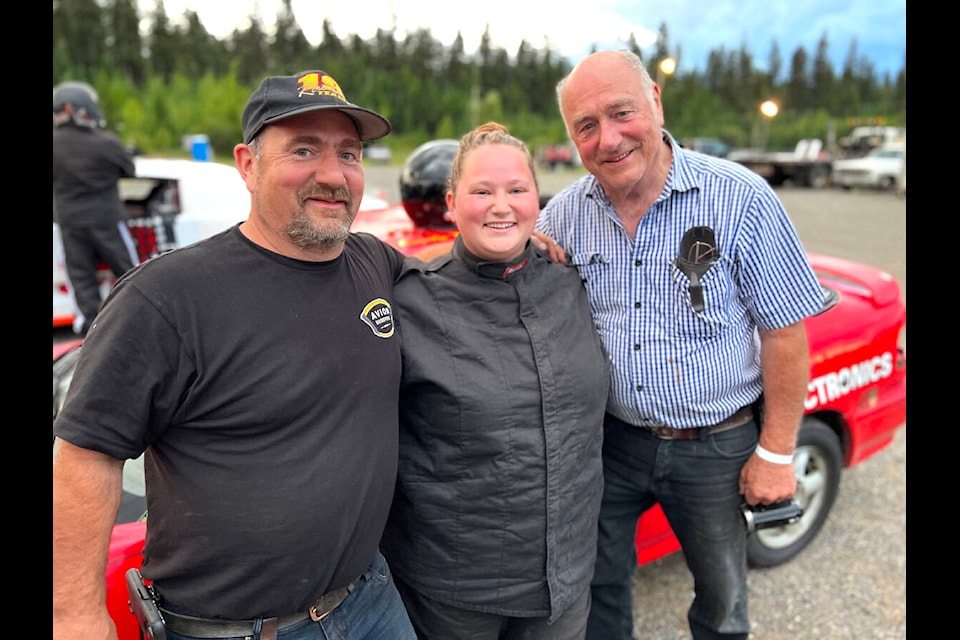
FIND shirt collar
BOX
[452,236,534,280]
[579,129,700,205]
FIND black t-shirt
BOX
[54,226,404,618]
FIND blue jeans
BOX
[585,417,758,640]
[165,551,416,640]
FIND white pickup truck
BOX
[53,157,389,331]
[830,142,905,191]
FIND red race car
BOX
[53,141,906,639]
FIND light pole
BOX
[657,57,676,88]
[758,99,779,150]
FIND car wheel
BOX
[808,167,830,189]
[746,417,843,568]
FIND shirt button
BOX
[634,301,641,308]
[635,259,642,266]
[636,384,643,392]
[634,343,640,350]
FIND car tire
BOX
[746,417,843,568]
[808,166,830,189]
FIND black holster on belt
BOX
[126,568,167,640]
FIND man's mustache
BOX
[299,187,354,209]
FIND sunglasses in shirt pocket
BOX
[670,227,735,337]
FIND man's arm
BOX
[738,321,810,505]
[53,438,126,640]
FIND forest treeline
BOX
[53,0,906,160]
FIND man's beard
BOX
[286,187,356,252]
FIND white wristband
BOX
[755,445,794,465]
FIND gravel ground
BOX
[364,165,907,640]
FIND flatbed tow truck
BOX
[731,139,833,188]
[731,125,905,189]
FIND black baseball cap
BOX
[241,70,391,144]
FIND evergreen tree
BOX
[105,0,144,85]
[228,12,270,85]
[272,0,313,75]
[145,0,179,82]
[812,33,835,111]
[54,0,107,81]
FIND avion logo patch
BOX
[360,298,395,338]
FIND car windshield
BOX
[872,149,902,159]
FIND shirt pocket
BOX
[668,257,735,338]
[568,252,608,288]
[568,252,621,343]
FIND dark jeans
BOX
[585,416,759,640]
[393,572,591,640]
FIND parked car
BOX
[364,143,393,165]
[681,137,731,158]
[53,145,907,639]
[53,157,390,331]
[831,143,905,190]
[539,142,581,170]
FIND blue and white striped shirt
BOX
[537,131,824,429]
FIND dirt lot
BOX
[367,165,907,639]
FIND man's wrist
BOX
[755,444,794,465]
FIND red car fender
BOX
[105,521,147,639]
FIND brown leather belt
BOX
[641,405,754,441]
[159,585,350,640]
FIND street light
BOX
[657,57,677,87]
[757,99,779,150]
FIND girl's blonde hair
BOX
[448,122,539,196]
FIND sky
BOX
[150,0,906,77]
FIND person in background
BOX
[535,50,825,640]
[380,122,610,640]
[52,81,138,336]
[53,70,416,640]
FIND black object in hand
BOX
[741,499,803,533]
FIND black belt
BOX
[638,405,754,441]
[159,585,350,640]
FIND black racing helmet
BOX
[400,139,459,228]
[53,81,106,129]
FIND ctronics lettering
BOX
[804,352,894,411]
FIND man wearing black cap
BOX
[53,71,417,640]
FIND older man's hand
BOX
[531,230,568,264]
